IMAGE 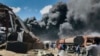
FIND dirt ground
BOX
[0,49,78,56]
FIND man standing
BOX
[75,45,81,56]
[86,37,100,56]
[57,43,67,56]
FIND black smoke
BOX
[24,2,68,40]
[59,0,100,37]
[24,0,100,40]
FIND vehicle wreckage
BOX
[0,3,44,53]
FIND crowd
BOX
[44,37,100,56]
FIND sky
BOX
[0,0,67,20]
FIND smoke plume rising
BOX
[59,0,100,37]
[25,0,100,40]
[25,2,68,40]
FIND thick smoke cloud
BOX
[39,2,68,40]
[41,2,68,28]
[58,22,73,37]
[25,0,100,40]
[59,0,100,37]
[24,2,68,40]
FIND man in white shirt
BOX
[86,37,100,56]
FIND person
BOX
[57,43,64,56]
[62,43,67,51]
[86,37,100,56]
[73,46,76,52]
[50,43,55,52]
[46,43,49,49]
[51,43,55,49]
[75,45,81,56]
[57,43,67,56]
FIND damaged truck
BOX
[0,3,44,53]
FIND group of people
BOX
[71,37,100,56]
[44,37,100,56]
[45,43,56,50]
[68,37,100,56]
[45,42,82,56]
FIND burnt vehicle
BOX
[0,3,44,53]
